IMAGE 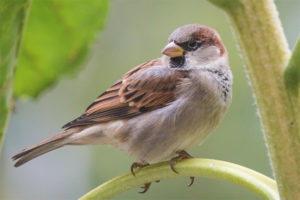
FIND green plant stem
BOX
[0,0,32,150]
[208,0,300,199]
[79,158,279,200]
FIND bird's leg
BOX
[130,161,153,193]
[170,150,195,187]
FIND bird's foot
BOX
[170,150,193,173]
[130,162,154,193]
[130,161,149,176]
[170,150,195,187]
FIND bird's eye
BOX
[187,40,198,49]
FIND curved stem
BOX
[79,159,279,200]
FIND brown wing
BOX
[62,58,188,129]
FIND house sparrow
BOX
[12,24,232,192]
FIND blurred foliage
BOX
[0,0,108,153]
[0,0,31,149]
[14,0,109,98]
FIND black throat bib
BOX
[170,56,185,68]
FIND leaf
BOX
[284,37,300,96]
[13,0,109,98]
[284,37,300,137]
[0,0,31,150]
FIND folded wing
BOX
[62,58,188,129]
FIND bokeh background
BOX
[1,0,300,199]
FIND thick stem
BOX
[208,0,300,199]
[79,159,278,200]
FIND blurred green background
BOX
[1,0,300,199]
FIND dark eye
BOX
[187,40,198,49]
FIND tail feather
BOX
[12,129,78,167]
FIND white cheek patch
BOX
[198,46,220,60]
[187,46,220,66]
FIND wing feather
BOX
[62,58,188,129]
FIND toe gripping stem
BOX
[170,150,195,187]
[130,162,152,193]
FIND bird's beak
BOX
[161,42,184,58]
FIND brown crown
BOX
[168,24,226,56]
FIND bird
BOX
[12,24,232,193]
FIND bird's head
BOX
[162,24,227,69]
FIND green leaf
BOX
[284,37,300,142]
[80,159,279,200]
[284,37,300,96]
[0,0,31,150]
[14,0,109,98]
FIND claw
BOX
[130,162,152,193]
[130,162,149,176]
[188,176,195,187]
[170,150,193,174]
[139,182,151,193]
[170,157,179,173]
[170,150,195,187]
[130,162,138,176]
